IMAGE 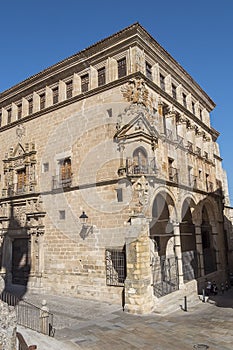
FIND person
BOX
[212,281,218,295]
[206,280,212,296]
[220,282,225,294]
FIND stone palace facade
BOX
[0,23,232,313]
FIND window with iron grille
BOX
[145,62,152,80]
[160,74,165,91]
[172,84,177,99]
[17,104,22,120]
[117,57,126,78]
[7,109,12,124]
[192,101,195,115]
[98,67,106,86]
[81,74,89,92]
[52,87,59,104]
[66,80,73,99]
[28,98,33,115]
[105,248,126,286]
[40,93,46,110]
[182,93,187,108]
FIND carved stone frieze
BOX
[121,78,152,108]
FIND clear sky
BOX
[1,0,233,203]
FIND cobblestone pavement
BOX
[10,286,233,349]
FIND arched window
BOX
[132,147,148,174]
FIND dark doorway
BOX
[12,238,30,285]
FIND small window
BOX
[28,98,33,115]
[116,188,123,202]
[172,84,177,99]
[17,103,22,120]
[199,109,203,121]
[160,74,165,91]
[66,80,73,99]
[40,93,46,110]
[81,74,89,93]
[182,93,187,108]
[52,87,59,104]
[59,210,66,220]
[43,163,49,172]
[98,67,106,86]
[0,112,2,127]
[192,101,195,115]
[145,62,152,80]
[117,57,127,78]
[105,248,126,286]
[7,109,12,124]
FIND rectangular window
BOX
[59,210,66,220]
[0,112,2,127]
[43,163,49,173]
[66,80,73,99]
[81,74,89,93]
[199,109,203,121]
[117,57,127,78]
[182,93,187,108]
[116,188,123,202]
[145,62,152,80]
[98,67,106,86]
[7,109,12,124]
[52,87,59,104]
[105,248,126,286]
[59,158,72,188]
[160,74,165,91]
[172,84,177,99]
[28,98,33,115]
[40,93,46,110]
[192,101,195,115]
[17,169,26,193]
[17,104,22,120]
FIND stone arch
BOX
[200,203,217,275]
[150,190,177,257]
[180,197,199,281]
[132,146,148,174]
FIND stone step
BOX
[153,280,201,315]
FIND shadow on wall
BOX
[0,200,30,299]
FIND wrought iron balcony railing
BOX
[125,157,158,176]
[168,166,179,183]
[52,175,72,190]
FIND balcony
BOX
[206,181,214,192]
[189,175,197,189]
[125,157,158,176]
[52,175,72,190]
[168,167,179,183]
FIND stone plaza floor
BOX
[14,286,233,349]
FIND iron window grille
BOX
[117,57,127,78]
[66,81,73,99]
[81,74,89,92]
[98,67,106,86]
[52,87,59,104]
[145,62,152,80]
[105,248,126,286]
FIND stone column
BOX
[173,222,184,287]
[211,223,220,271]
[194,224,205,276]
[124,216,153,314]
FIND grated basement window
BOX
[105,248,126,286]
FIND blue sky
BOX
[1,0,233,203]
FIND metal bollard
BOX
[183,296,187,312]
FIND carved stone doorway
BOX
[12,238,30,285]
